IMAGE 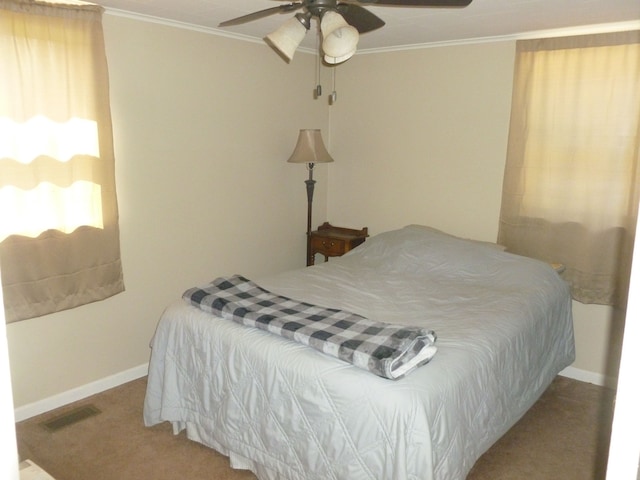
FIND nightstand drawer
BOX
[310,235,346,257]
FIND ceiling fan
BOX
[219,0,473,64]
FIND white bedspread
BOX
[143,225,575,480]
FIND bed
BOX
[143,224,575,480]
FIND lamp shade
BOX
[265,16,308,61]
[321,11,359,59]
[287,129,334,164]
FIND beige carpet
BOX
[16,375,614,480]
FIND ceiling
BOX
[96,0,640,52]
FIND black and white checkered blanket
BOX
[182,275,437,379]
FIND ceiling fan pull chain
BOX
[315,24,322,98]
[330,67,337,105]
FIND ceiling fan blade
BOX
[356,0,471,6]
[219,3,303,27]
[336,4,385,33]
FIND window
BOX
[498,31,640,305]
[0,0,124,323]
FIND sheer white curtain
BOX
[0,0,124,323]
[498,31,640,306]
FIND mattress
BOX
[143,225,575,479]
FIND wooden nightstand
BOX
[308,222,368,266]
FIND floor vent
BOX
[40,405,101,432]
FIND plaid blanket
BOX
[182,275,437,379]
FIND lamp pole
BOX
[305,163,316,266]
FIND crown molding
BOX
[104,8,639,56]
[357,20,640,54]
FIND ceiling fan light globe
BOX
[265,17,308,61]
[324,54,353,65]
[320,10,350,36]
[321,11,360,58]
[324,48,356,65]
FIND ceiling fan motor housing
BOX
[306,0,338,18]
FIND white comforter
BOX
[143,225,575,480]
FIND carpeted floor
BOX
[15,375,614,480]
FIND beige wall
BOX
[6,17,625,409]
[328,42,623,384]
[6,14,329,408]
[327,43,514,239]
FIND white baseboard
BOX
[20,459,56,480]
[560,365,617,389]
[14,363,148,422]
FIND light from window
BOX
[0,115,99,163]
[0,115,103,241]
[0,181,103,242]
[517,46,636,227]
